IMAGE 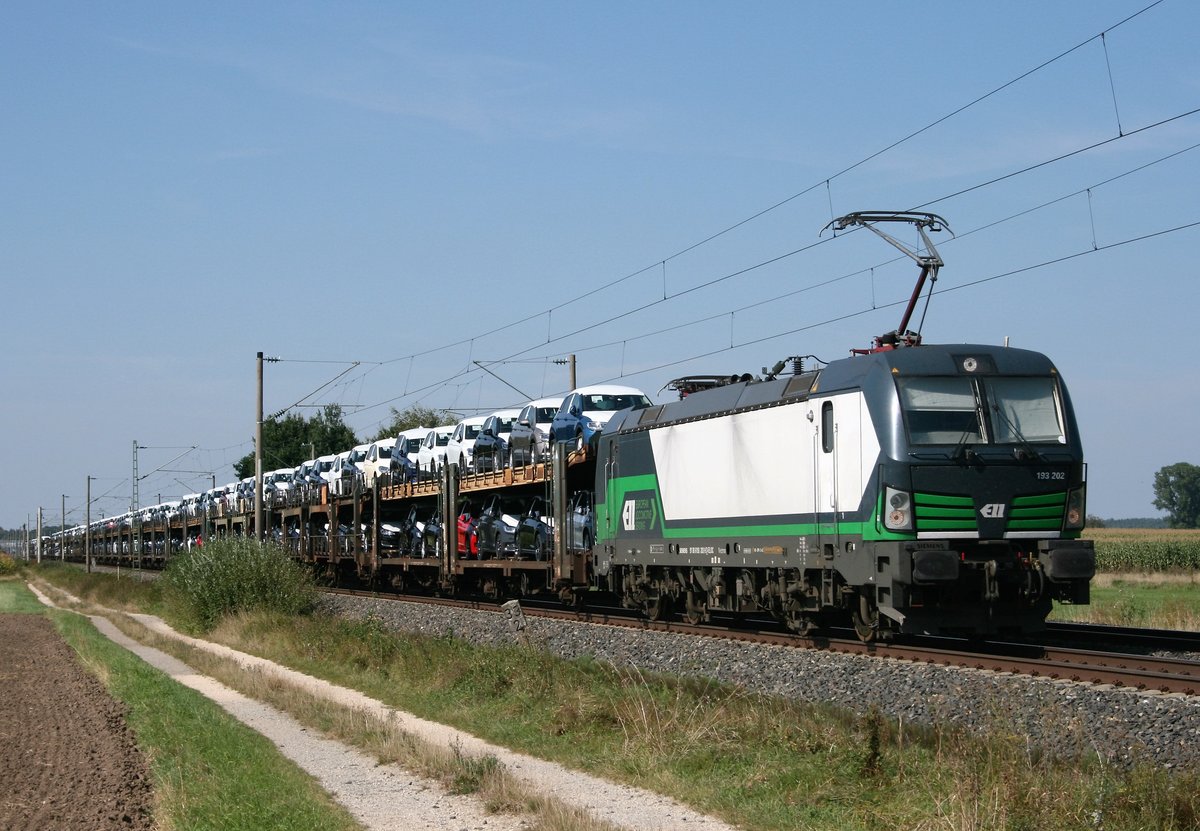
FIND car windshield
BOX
[583,394,652,412]
[535,407,558,422]
[377,445,393,459]
[898,376,1064,445]
[404,438,423,453]
[496,417,516,434]
[464,425,482,440]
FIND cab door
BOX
[815,399,839,548]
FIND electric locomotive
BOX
[591,213,1095,640]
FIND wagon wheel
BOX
[852,592,880,643]
[512,571,532,597]
[683,590,706,625]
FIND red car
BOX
[457,512,478,558]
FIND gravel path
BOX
[31,583,738,831]
[125,613,738,831]
[91,614,533,831]
[321,594,1200,772]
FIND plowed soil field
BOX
[0,613,155,830]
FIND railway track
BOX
[323,586,1200,697]
[69,562,1200,697]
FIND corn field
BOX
[1090,528,1200,572]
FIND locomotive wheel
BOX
[684,590,706,625]
[643,591,672,621]
[852,593,879,643]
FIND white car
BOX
[313,455,338,487]
[390,428,429,481]
[445,415,488,473]
[263,469,294,505]
[415,425,455,477]
[347,443,372,476]
[363,438,397,488]
[330,451,359,496]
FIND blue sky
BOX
[3,1,1198,530]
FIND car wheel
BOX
[574,430,584,454]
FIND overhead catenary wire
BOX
[363,2,1166,376]
[57,1,1189,511]
[586,218,1200,386]
[348,109,1200,418]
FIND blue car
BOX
[549,385,653,451]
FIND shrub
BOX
[161,537,315,633]
[0,552,18,575]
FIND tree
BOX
[367,405,456,443]
[1152,462,1200,529]
[232,405,360,480]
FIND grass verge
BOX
[109,613,623,831]
[1052,572,1200,629]
[11,579,363,831]
[33,569,1200,831]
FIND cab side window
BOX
[821,401,834,453]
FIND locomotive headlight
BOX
[1065,486,1086,530]
[884,486,913,531]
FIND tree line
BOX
[230,404,456,481]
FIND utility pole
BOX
[36,508,42,564]
[255,351,265,541]
[132,440,141,565]
[554,354,577,389]
[61,493,68,560]
[86,475,92,573]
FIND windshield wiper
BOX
[951,427,979,464]
[990,403,1043,461]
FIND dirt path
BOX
[23,583,739,831]
[0,613,155,831]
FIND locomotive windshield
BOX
[898,376,1064,445]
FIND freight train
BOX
[49,212,1095,640]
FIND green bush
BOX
[161,537,315,633]
[0,553,17,575]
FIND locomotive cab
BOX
[856,344,1095,638]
